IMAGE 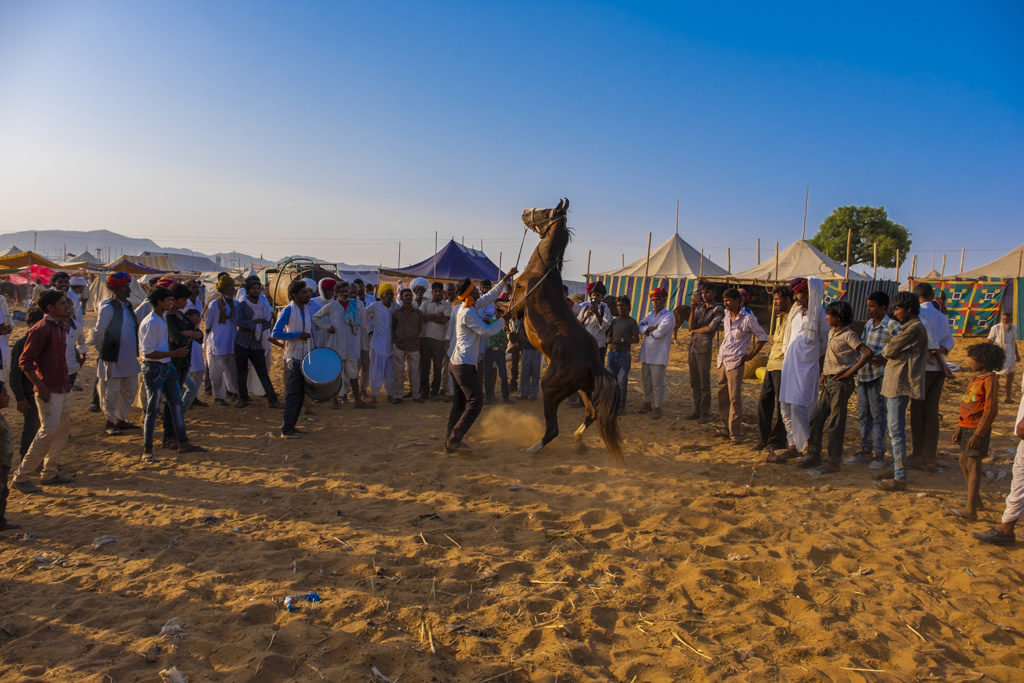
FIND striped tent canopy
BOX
[587,275,691,320]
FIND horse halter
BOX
[524,208,567,236]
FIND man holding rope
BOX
[444,268,517,453]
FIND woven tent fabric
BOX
[822,280,900,321]
[380,240,504,282]
[1015,278,1024,340]
[957,244,1024,279]
[596,234,728,278]
[911,278,1007,336]
[588,275,688,320]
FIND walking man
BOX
[93,272,140,436]
[11,290,76,493]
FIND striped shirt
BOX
[858,314,901,382]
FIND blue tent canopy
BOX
[380,240,505,282]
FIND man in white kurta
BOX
[637,288,676,420]
[364,284,397,400]
[93,272,141,435]
[780,277,828,452]
[314,282,372,408]
[204,276,239,404]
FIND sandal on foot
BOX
[973,528,1016,545]
[141,454,159,464]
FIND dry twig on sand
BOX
[670,629,712,661]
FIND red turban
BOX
[789,278,808,294]
[649,287,667,299]
[156,277,176,288]
[106,272,131,289]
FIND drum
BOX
[301,348,342,401]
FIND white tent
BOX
[956,244,1024,279]
[596,234,728,278]
[0,245,24,257]
[87,275,147,313]
[722,239,869,282]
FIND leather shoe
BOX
[14,481,43,494]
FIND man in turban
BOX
[204,273,239,405]
[638,287,676,419]
[92,272,141,435]
[687,284,724,422]
[364,283,397,402]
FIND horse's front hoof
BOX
[523,439,545,455]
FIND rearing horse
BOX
[515,198,624,466]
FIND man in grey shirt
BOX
[687,286,724,422]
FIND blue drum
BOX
[301,348,342,401]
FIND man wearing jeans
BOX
[758,286,793,458]
[11,290,75,493]
[848,291,901,468]
[272,280,315,438]
[606,296,639,413]
[139,286,206,463]
[687,285,724,422]
[163,284,205,449]
[876,291,929,492]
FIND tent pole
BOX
[844,227,852,280]
[801,187,809,240]
[498,252,502,279]
[586,249,591,279]
[757,238,761,264]
[960,247,965,273]
[941,253,947,277]
[644,232,652,279]
[873,242,878,281]
[434,232,437,280]
[675,199,679,235]
[774,242,780,281]
[397,242,401,268]
[621,253,625,268]
[911,254,918,278]
[1018,250,1023,278]
[727,248,731,273]
[699,249,704,279]
[895,249,901,284]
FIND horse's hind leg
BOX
[524,378,576,455]
[573,392,597,450]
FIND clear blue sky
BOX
[1,1,1021,278]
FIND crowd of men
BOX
[0,269,1021,546]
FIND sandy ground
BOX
[1,316,1023,682]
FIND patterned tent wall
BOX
[910,278,1007,337]
[1015,278,1024,340]
[822,280,900,321]
[587,276,688,320]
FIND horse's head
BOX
[522,198,570,238]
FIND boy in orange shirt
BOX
[952,342,1005,520]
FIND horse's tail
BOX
[592,365,624,467]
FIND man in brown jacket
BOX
[875,291,929,492]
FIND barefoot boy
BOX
[952,342,1004,520]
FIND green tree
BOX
[809,205,911,269]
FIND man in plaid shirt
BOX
[847,291,901,469]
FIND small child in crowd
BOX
[606,296,639,414]
[952,342,1005,520]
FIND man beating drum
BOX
[445,269,517,453]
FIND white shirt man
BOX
[637,291,676,418]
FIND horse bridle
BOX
[524,209,567,236]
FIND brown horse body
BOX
[517,199,623,465]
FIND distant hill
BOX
[0,230,272,271]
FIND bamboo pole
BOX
[433,231,437,280]
[498,252,502,279]
[896,248,901,284]
[911,254,918,278]
[960,247,965,273]
[643,232,653,279]
[1018,250,1023,278]
[873,242,878,281]
[727,248,731,273]
[675,199,679,235]
[586,249,591,278]
[397,242,401,267]
[622,253,625,267]
[699,249,704,278]
[844,228,852,280]
[941,253,947,277]
[801,187,809,240]
[757,238,761,264]
[774,242,780,281]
